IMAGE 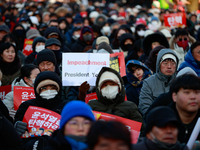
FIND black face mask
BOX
[52,50,61,62]
[14,30,25,38]
[121,44,134,52]
[83,34,92,42]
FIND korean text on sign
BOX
[22,106,61,138]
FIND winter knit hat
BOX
[36,49,56,66]
[160,53,177,65]
[98,71,121,90]
[97,42,113,53]
[26,29,41,39]
[32,37,47,52]
[96,36,110,45]
[45,38,61,48]
[59,101,95,129]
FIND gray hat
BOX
[0,25,10,33]
[45,38,61,48]
[26,29,41,39]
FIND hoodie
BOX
[138,49,178,116]
[88,67,143,123]
[178,49,200,76]
[126,60,153,106]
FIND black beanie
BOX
[36,49,56,66]
[45,38,61,48]
[32,37,47,52]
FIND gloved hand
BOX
[78,81,90,101]
[14,121,27,136]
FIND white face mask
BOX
[137,30,145,36]
[101,85,118,99]
[35,45,45,53]
[195,25,200,31]
[21,23,30,30]
[40,90,58,100]
[131,27,135,33]
[101,26,111,35]
[72,34,80,40]
[29,79,35,87]
[0,81,2,87]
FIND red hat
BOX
[136,18,147,26]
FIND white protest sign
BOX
[187,117,200,150]
[62,53,110,86]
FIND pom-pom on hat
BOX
[59,101,95,129]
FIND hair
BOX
[87,121,131,150]
[191,41,200,53]
[16,64,39,82]
[170,74,200,93]
[175,29,188,38]
[127,63,145,73]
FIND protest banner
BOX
[93,111,142,144]
[0,85,11,100]
[164,13,186,28]
[187,117,200,150]
[23,39,33,56]
[21,106,61,138]
[85,92,127,103]
[62,53,110,86]
[110,52,126,77]
[13,86,35,110]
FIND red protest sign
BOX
[110,52,126,77]
[14,86,35,110]
[22,106,61,138]
[23,39,33,56]
[0,85,11,100]
[85,92,127,103]
[93,111,142,144]
[164,13,186,27]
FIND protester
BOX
[0,42,21,86]
[43,101,95,150]
[139,49,178,116]
[87,121,131,150]
[14,71,67,149]
[133,106,188,150]
[169,74,200,143]
[3,64,40,118]
[179,41,200,76]
[25,36,46,64]
[88,67,143,123]
[126,60,153,106]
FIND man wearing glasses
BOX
[139,49,178,117]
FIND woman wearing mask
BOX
[88,67,143,123]
[0,42,21,86]
[135,24,146,41]
[12,24,26,50]
[43,101,95,150]
[14,71,68,150]
[25,36,46,64]
[3,64,40,118]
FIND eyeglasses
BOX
[179,37,188,41]
[67,120,92,129]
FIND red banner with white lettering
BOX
[93,111,142,144]
[110,52,126,77]
[85,92,127,103]
[0,85,11,100]
[164,13,186,27]
[23,39,33,56]
[21,106,61,138]
[13,86,35,110]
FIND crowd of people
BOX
[0,0,200,149]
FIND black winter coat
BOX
[43,130,72,150]
[0,111,24,150]
[71,39,89,52]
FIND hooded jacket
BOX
[169,35,196,68]
[178,49,200,76]
[126,60,153,106]
[14,71,67,150]
[88,67,143,123]
[138,49,178,116]
[71,26,94,52]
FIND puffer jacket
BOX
[178,49,200,76]
[138,49,178,116]
[88,67,143,123]
[3,78,29,119]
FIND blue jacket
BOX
[179,49,200,76]
[125,60,153,106]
